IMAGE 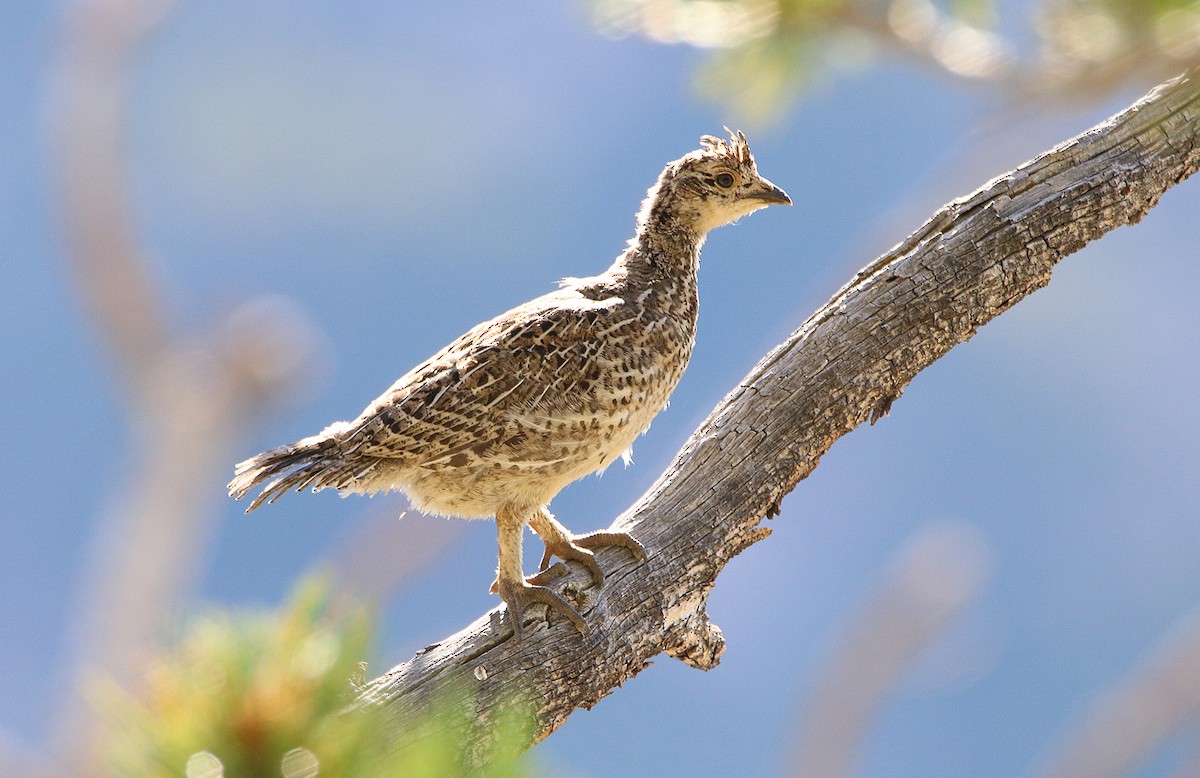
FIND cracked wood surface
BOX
[352,71,1200,759]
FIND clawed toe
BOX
[539,541,603,584]
[527,561,570,586]
[495,576,589,640]
[575,531,647,561]
[489,561,569,594]
[539,530,646,586]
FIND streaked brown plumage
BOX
[229,131,790,637]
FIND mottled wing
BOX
[339,288,625,467]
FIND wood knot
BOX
[664,600,726,670]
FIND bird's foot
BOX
[494,572,588,640]
[538,531,647,586]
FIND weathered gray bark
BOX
[352,71,1200,759]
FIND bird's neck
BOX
[622,196,705,282]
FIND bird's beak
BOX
[746,176,792,206]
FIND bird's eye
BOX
[715,172,735,188]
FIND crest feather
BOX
[698,127,753,165]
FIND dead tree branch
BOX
[353,71,1200,760]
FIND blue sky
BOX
[3,2,1200,775]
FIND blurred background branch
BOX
[55,0,173,386]
[51,0,317,773]
[788,523,989,777]
[1036,609,1200,778]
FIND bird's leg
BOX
[529,507,647,587]
[488,527,568,594]
[493,507,588,639]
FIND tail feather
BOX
[228,436,345,512]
